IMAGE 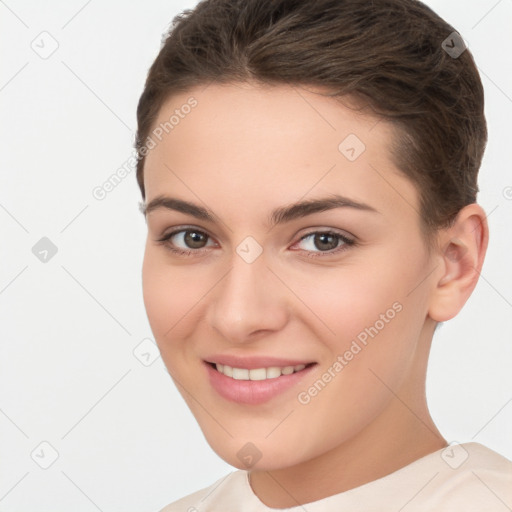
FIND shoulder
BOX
[421,443,512,511]
[157,470,250,512]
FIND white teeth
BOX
[249,368,267,381]
[215,363,309,380]
[266,367,282,379]
[232,368,249,380]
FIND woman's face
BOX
[141,82,439,470]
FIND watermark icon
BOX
[503,186,512,201]
[133,338,160,366]
[441,441,469,469]
[236,236,263,264]
[441,31,467,59]
[31,441,59,469]
[32,237,58,263]
[92,96,198,201]
[338,133,366,162]
[237,442,262,468]
[297,301,403,405]
[31,31,59,59]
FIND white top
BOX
[159,443,512,511]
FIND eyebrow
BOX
[139,194,380,227]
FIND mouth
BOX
[204,359,318,405]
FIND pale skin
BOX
[140,82,488,507]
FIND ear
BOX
[428,203,489,322]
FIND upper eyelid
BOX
[160,225,216,242]
[161,224,353,237]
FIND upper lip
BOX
[205,355,316,369]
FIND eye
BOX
[156,228,216,255]
[292,230,355,257]
[155,227,355,258]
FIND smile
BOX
[214,363,309,380]
[205,361,317,405]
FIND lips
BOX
[203,356,317,405]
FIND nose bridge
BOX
[209,245,287,341]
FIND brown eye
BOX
[293,230,356,258]
[183,230,208,249]
[156,228,214,254]
[313,233,339,251]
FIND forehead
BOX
[143,82,419,223]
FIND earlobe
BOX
[428,204,489,322]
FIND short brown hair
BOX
[135,0,487,249]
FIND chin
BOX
[204,434,312,472]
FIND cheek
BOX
[292,245,428,373]
[141,248,203,358]
[290,262,400,345]
[308,242,427,333]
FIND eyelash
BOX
[155,227,356,259]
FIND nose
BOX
[207,249,289,344]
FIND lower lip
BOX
[204,362,316,405]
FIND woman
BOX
[135,0,512,509]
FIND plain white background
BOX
[0,1,511,510]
